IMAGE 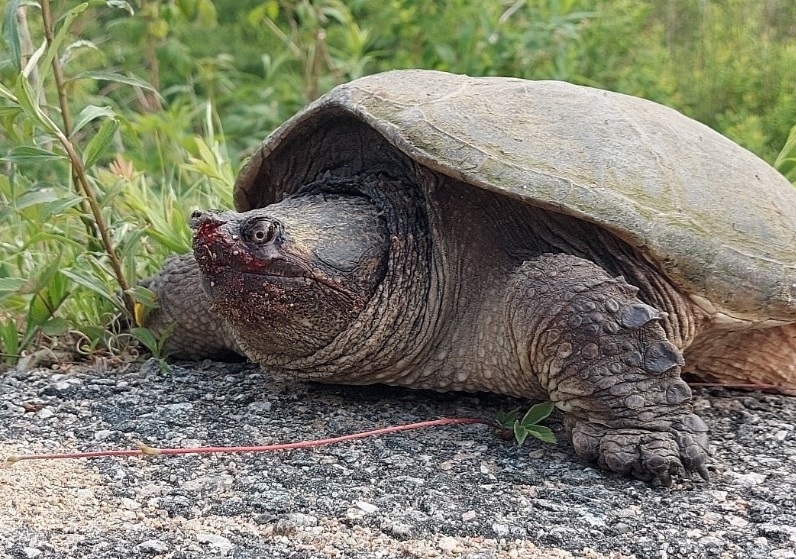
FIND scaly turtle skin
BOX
[145,70,796,485]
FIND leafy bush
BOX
[0,0,794,364]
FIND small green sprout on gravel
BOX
[496,401,557,445]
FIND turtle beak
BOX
[191,210,242,272]
[190,209,228,238]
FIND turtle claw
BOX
[567,417,710,485]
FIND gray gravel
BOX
[1,359,795,558]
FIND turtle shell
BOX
[234,69,796,323]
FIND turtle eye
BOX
[246,219,278,245]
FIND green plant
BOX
[0,0,229,364]
[1,1,130,361]
[496,401,557,445]
[775,124,796,185]
[1,0,793,364]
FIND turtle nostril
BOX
[190,210,227,232]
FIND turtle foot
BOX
[507,253,711,484]
[566,414,709,486]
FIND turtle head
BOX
[190,193,388,360]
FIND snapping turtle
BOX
[145,70,796,484]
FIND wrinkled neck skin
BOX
[196,174,437,380]
[281,175,437,381]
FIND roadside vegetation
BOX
[1,0,795,366]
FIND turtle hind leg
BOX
[143,253,242,360]
[507,253,709,485]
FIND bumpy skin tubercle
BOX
[508,254,709,485]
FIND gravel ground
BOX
[1,359,795,559]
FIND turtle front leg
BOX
[507,253,709,485]
[143,254,241,359]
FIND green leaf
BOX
[496,407,521,429]
[105,0,134,15]
[36,3,89,91]
[13,74,42,124]
[130,327,158,354]
[14,188,82,215]
[40,317,69,337]
[126,285,159,308]
[0,319,20,364]
[0,277,26,296]
[70,71,160,94]
[72,105,116,135]
[263,0,279,20]
[0,83,21,104]
[513,423,529,445]
[196,0,217,27]
[118,228,149,263]
[2,146,66,164]
[3,0,22,73]
[14,74,59,135]
[82,117,119,168]
[0,277,23,293]
[525,425,557,444]
[176,0,197,18]
[22,38,46,79]
[39,193,85,220]
[13,188,63,210]
[520,401,555,426]
[62,39,100,67]
[775,124,796,185]
[500,402,557,446]
[60,267,120,310]
[30,254,64,294]
[24,286,66,347]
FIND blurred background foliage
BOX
[1,0,795,364]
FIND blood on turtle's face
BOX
[190,194,388,359]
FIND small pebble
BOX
[197,533,233,553]
[438,536,458,552]
[136,540,169,553]
[121,498,141,510]
[727,471,767,486]
[356,501,378,514]
[36,408,54,420]
[248,401,273,413]
[285,513,318,527]
[614,522,632,534]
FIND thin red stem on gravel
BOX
[2,417,491,467]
